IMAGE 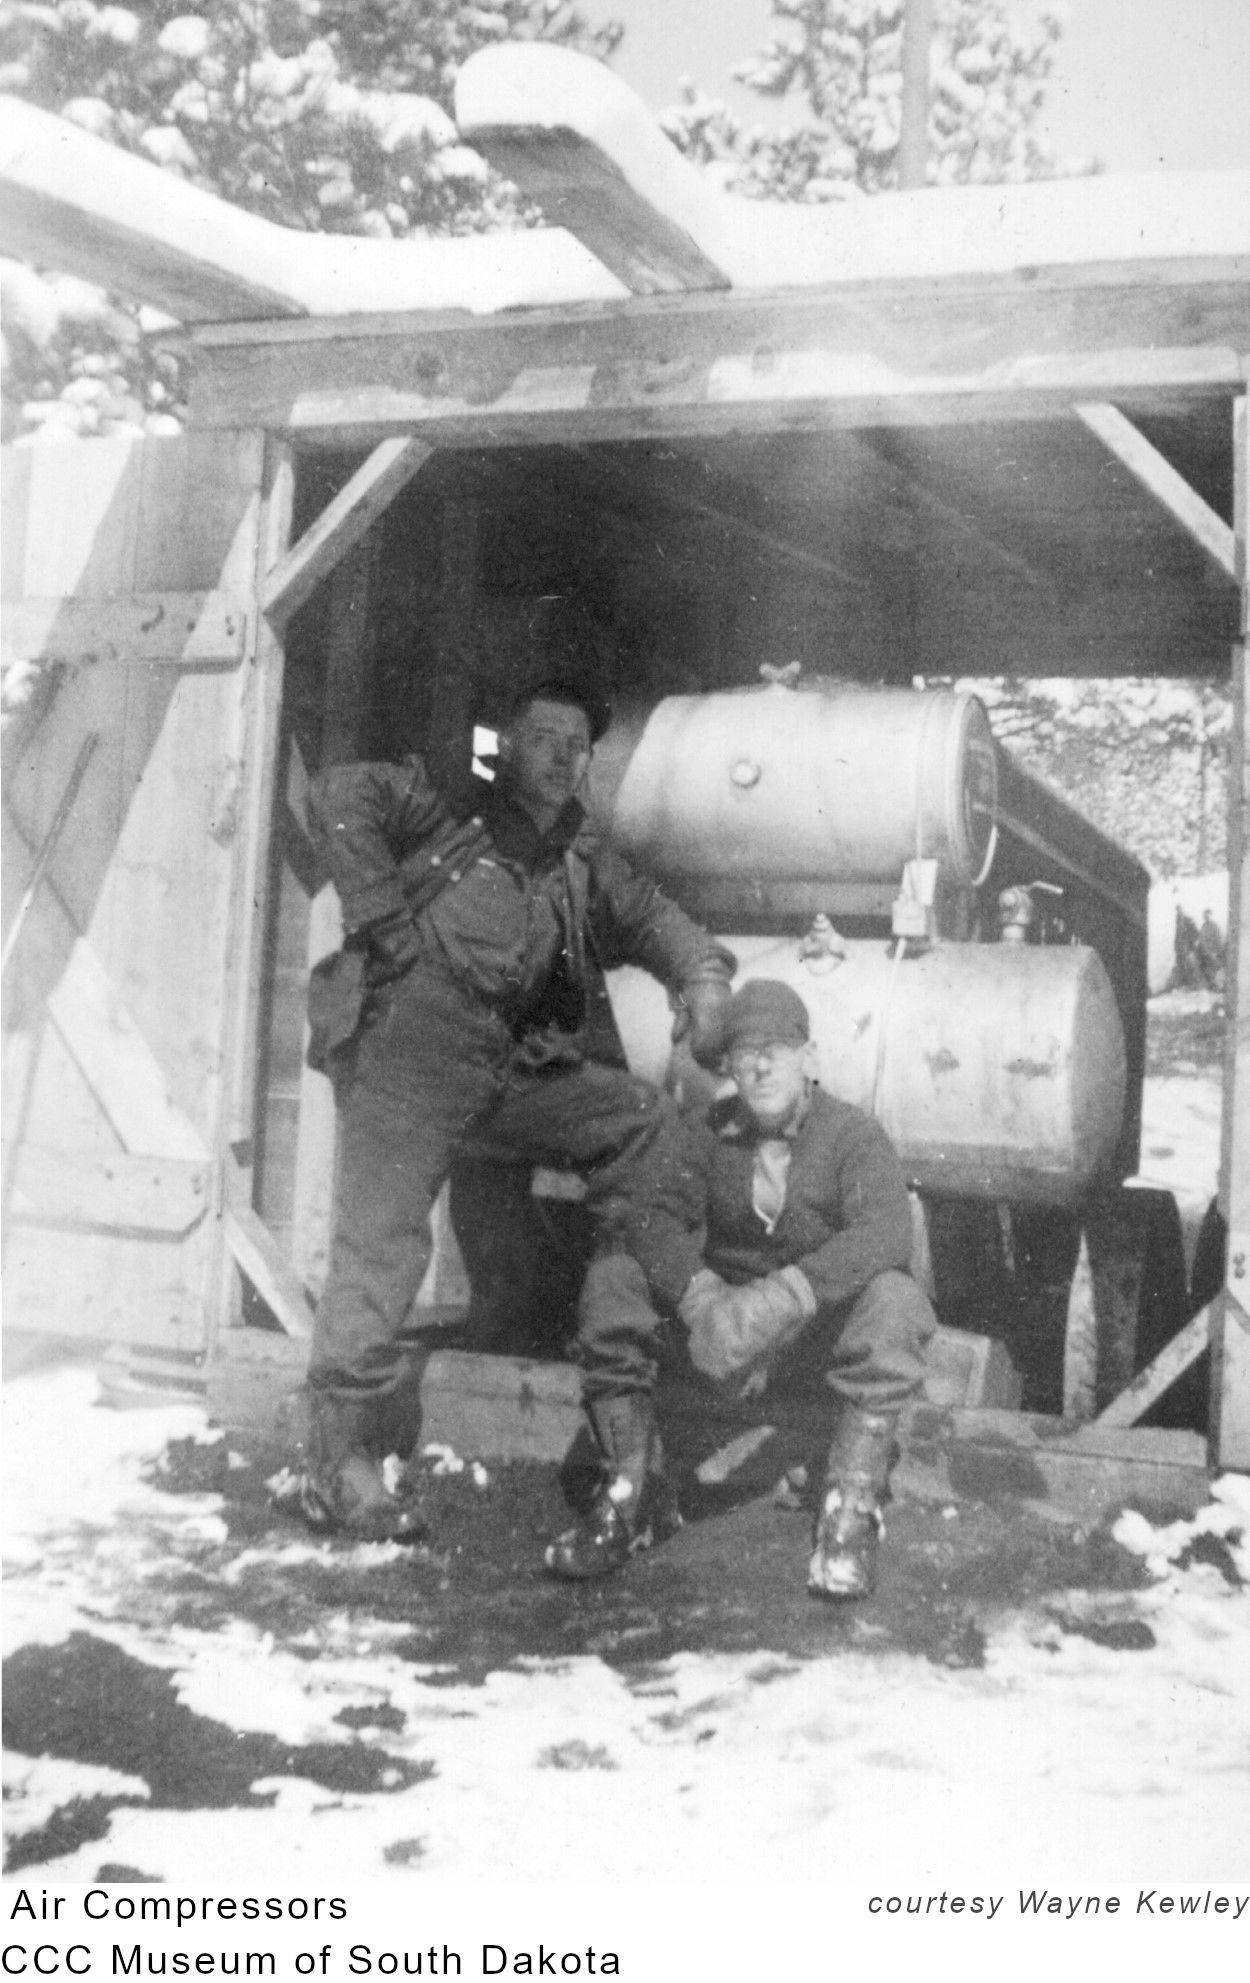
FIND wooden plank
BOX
[571,448,867,592]
[901,1406,1209,1523]
[182,277,1250,440]
[0,443,31,598]
[9,72,1250,317]
[208,441,295,1349]
[3,809,209,1158]
[202,1334,1210,1521]
[1076,402,1237,582]
[130,433,266,596]
[1212,388,1250,1467]
[222,1194,316,1340]
[1,434,267,1355]
[262,439,434,628]
[0,94,307,322]
[1060,1187,1191,1419]
[7,1144,210,1237]
[1097,1304,1212,1430]
[188,346,1247,448]
[289,886,340,1299]
[853,432,1048,591]
[468,125,730,295]
[1,592,247,669]
[2,1225,208,1351]
[456,48,1250,293]
[46,931,209,1160]
[288,544,373,1298]
[12,436,142,597]
[222,442,295,1160]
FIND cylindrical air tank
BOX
[606,934,1127,1207]
[590,680,998,889]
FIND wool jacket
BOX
[308,752,732,1037]
[636,1086,915,1313]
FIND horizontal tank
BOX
[606,935,1127,1207]
[590,680,998,890]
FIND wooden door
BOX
[2,432,265,1350]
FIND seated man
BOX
[547,978,936,1600]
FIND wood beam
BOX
[223,1184,315,1339]
[0,94,306,323]
[1096,1303,1211,1430]
[3,801,209,1161]
[0,93,619,321]
[8,1145,209,1239]
[1212,387,1250,1468]
[455,47,1250,296]
[203,1333,1212,1524]
[1076,402,1237,582]
[852,433,1048,591]
[183,277,1249,441]
[262,438,434,629]
[2,591,247,670]
[568,448,868,591]
[208,440,295,1350]
[469,126,729,295]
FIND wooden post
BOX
[1211,388,1250,1469]
[898,0,934,190]
[207,438,295,1350]
[288,540,375,1296]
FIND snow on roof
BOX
[2,41,1248,327]
[455,42,1250,295]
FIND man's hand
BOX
[679,1266,816,1388]
[363,908,423,984]
[672,976,731,1070]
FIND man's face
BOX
[503,697,593,824]
[728,1037,813,1133]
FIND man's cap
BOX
[723,979,811,1051]
[509,676,612,744]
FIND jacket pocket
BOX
[306,947,367,1072]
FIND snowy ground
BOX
[3,1049,1248,1918]
[3,1358,1249,1892]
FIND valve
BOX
[891,858,940,950]
[997,880,1066,944]
[799,912,848,974]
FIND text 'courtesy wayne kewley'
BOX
[867,1891,1250,1920]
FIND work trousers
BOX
[577,1254,935,1413]
[311,958,673,1395]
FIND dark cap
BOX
[510,676,612,744]
[723,979,811,1051]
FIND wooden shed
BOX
[2,47,1248,1513]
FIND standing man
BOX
[301,676,734,1539]
[548,980,935,1598]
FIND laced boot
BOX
[808,1406,899,1601]
[299,1388,428,1543]
[545,1393,675,1580]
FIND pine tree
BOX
[0,1,620,439]
[663,0,1070,200]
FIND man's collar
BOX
[487,785,586,861]
[714,1087,813,1144]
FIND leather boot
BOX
[299,1388,428,1543]
[545,1392,676,1580]
[808,1406,899,1601]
